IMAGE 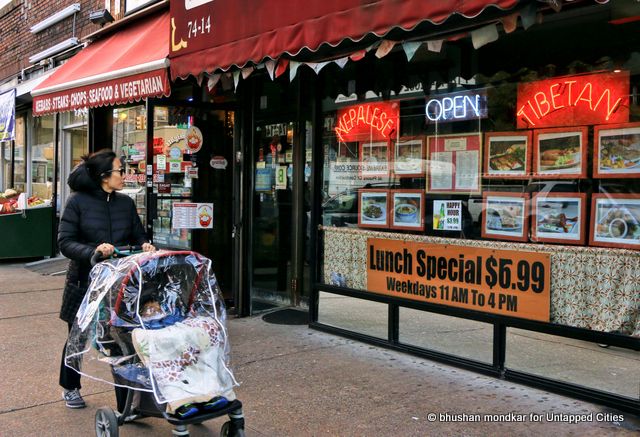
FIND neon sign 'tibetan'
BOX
[516,72,629,128]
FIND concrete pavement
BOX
[1,261,639,437]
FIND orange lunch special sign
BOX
[366,238,550,322]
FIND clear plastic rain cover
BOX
[65,251,238,409]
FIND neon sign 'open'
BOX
[425,90,488,123]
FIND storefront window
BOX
[30,115,54,201]
[13,115,25,193]
[319,29,640,346]
[1,141,10,190]
[113,106,147,226]
[151,106,193,250]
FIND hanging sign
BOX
[366,238,551,322]
[210,156,228,169]
[172,202,213,229]
[157,154,167,171]
[425,89,488,123]
[516,71,630,128]
[0,89,15,141]
[255,167,273,192]
[276,165,287,189]
[158,183,171,193]
[335,102,399,142]
[433,200,462,231]
[185,126,203,152]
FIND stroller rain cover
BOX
[65,251,238,409]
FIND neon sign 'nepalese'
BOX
[335,102,399,142]
[516,71,629,129]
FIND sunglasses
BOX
[104,168,125,176]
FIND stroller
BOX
[65,248,245,437]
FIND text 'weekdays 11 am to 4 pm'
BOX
[366,238,551,322]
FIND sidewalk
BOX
[0,262,638,437]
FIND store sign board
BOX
[172,202,213,229]
[335,102,399,142]
[0,89,15,141]
[276,166,287,190]
[516,71,629,129]
[366,238,551,322]
[433,200,461,231]
[32,70,170,116]
[425,89,487,123]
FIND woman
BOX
[58,149,155,408]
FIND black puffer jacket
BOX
[58,163,147,323]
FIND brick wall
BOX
[0,0,127,83]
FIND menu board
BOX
[172,202,214,229]
[427,133,482,194]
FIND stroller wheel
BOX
[95,407,119,437]
[220,421,246,437]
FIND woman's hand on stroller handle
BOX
[91,244,153,266]
[96,243,116,257]
[142,242,156,252]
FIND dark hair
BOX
[82,149,117,185]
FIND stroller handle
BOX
[91,245,143,266]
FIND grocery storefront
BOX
[0,77,64,258]
[170,0,639,413]
[28,3,239,302]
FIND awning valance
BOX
[168,0,519,80]
[32,11,170,116]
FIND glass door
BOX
[148,103,236,300]
[250,121,296,311]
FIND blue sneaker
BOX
[201,396,228,411]
[174,403,199,419]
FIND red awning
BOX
[169,0,519,80]
[32,11,170,116]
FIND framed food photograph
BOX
[390,189,424,231]
[590,194,640,250]
[481,192,529,242]
[531,193,586,245]
[359,141,390,178]
[594,122,640,178]
[426,133,482,194]
[358,189,390,229]
[392,137,424,177]
[484,131,532,179]
[533,127,588,179]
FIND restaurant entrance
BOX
[146,100,237,302]
[246,76,314,313]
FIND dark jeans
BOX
[59,322,81,390]
[60,321,131,411]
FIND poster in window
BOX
[481,192,529,242]
[533,127,588,179]
[390,190,424,231]
[593,122,640,178]
[531,193,586,245]
[359,141,389,178]
[426,133,481,194]
[484,131,532,179]
[590,194,640,250]
[392,137,424,177]
[358,189,389,229]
